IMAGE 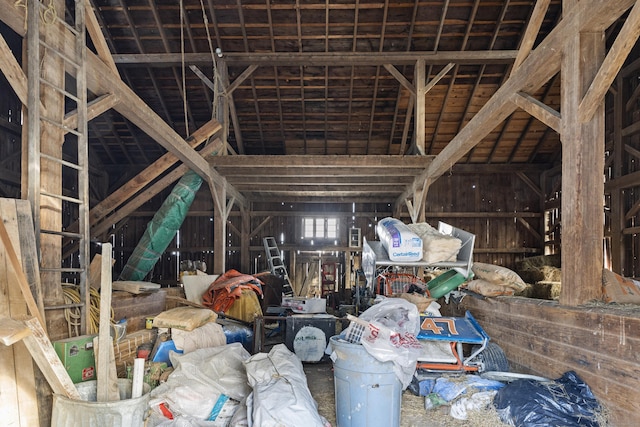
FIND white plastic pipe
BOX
[131,358,145,399]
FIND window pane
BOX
[315,219,323,238]
[327,218,338,238]
[303,218,314,238]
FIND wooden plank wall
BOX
[0,199,41,427]
[425,171,544,269]
[445,296,639,426]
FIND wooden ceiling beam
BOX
[247,190,401,198]
[247,195,395,204]
[239,185,404,193]
[208,154,434,168]
[111,50,519,67]
[217,169,425,178]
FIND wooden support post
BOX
[39,0,67,310]
[560,22,605,305]
[609,75,624,272]
[241,206,250,273]
[211,181,228,274]
[414,59,426,155]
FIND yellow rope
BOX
[63,285,114,336]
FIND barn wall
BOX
[424,171,544,269]
[113,171,545,281]
[445,296,639,426]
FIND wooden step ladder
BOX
[263,237,294,296]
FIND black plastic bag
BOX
[493,371,603,427]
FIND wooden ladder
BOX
[26,0,91,333]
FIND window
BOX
[303,218,315,238]
[302,217,339,240]
[327,218,338,238]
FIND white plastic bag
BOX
[450,390,498,420]
[244,344,329,427]
[344,298,423,388]
[147,343,252,426]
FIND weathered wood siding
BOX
[115,171,544,281]
[446,296,639,426]
[425,171,544,269]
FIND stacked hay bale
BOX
[515,255,561,300]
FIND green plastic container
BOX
[427,270,466,298]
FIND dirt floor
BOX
[303,361,510,427]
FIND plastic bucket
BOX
[329,335,402,427]
[51,379,150,427]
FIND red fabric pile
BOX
[201,269,264,313]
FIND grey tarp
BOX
[119,170,202,281]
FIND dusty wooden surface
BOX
[455,296,637,425]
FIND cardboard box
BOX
[53,334,97,383]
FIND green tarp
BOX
[119,170,203,281]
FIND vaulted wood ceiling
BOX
[85,0,565,184]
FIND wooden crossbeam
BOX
[90,139,224,239]
[511,91,561,133]
[89,120,221,226]
[111,50,520,67]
